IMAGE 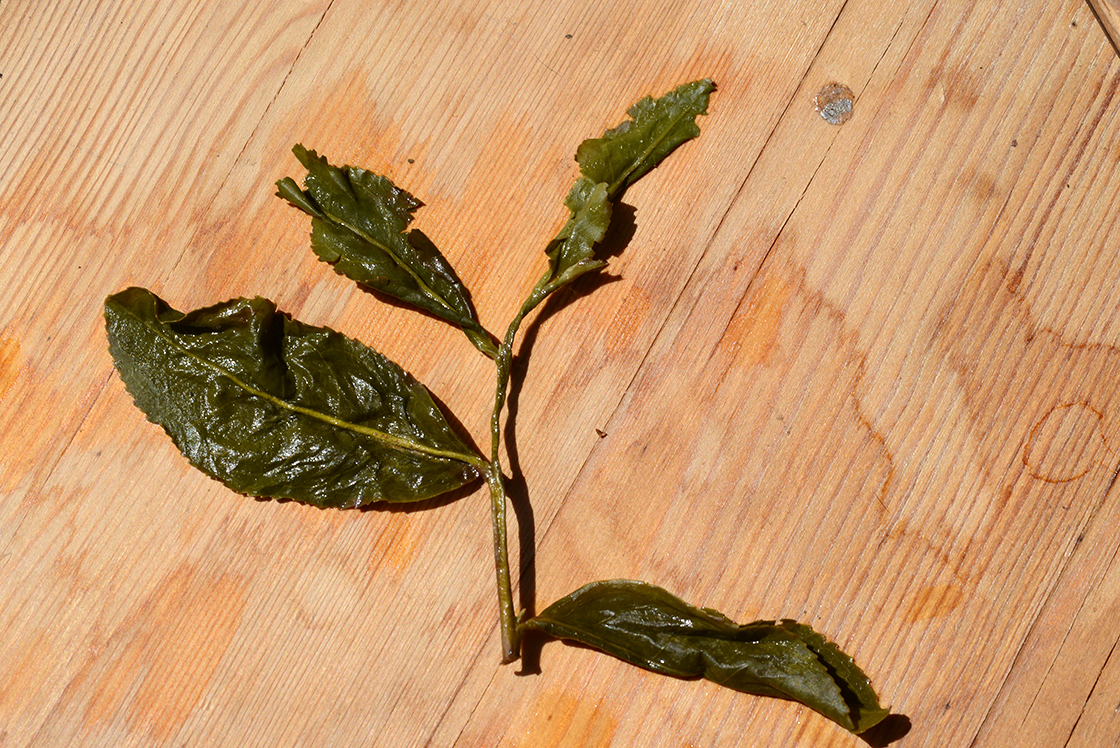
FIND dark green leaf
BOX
[538,79,713,295]
[576,78,715,199]
[524,580,888,734]
[276,145,497,358]
[105,287,483,508]
[542,177,612,291]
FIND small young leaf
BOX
[277,145,497,358]
[542,177,612,292]
[538,79,714,295]
[576,78,715,199]
[105,287,483,507]
[524,580,889,734]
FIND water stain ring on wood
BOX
[814,83,855,125]
[1023,401,1108,483]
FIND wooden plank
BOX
[1087,0,1120,54]
[1,0,1119,746]
[444,0,1120,744]
[0,0,334,492]
[449,0,1120,743]
[0,0,336,742]
[1065,636,1120,747]
[974,496,1120,746]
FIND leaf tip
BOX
[291,142,314,164]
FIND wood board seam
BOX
[1062,633,1120,747]
[967,464,1120,748]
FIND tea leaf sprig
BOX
[105,79,889,735]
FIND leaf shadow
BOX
[361,476,485,514]
[858,714,911,746]
[503,202,638,676]
[251,475,484,513]
[594,201,638,262]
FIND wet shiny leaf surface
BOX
[526,579,889,733]
[105,287,481,507]
[277,145,496,357]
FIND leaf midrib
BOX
[320,175,455,317]
[606,101,696,198]
[131,307,485,470]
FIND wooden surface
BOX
[3,1,1120,745]
[1088,0,1120,53]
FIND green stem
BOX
[487,463,518,663]
[488,279,551,663]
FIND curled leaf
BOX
[105,287,483,507]
[277,145,497,358]
[524,580,889,734]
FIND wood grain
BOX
[2,0,1119,746]
[1088,0,1120,53]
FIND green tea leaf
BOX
[541,177,612,292]
[576,78,715,199]
[277,145,497,358]
[524,580,889,734]
[538,79,713,295]
[105,287,483,507]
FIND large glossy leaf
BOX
[276,145,497,358]
[105,287,483,507]
[524,580,889,734]
[540,79,714,294]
